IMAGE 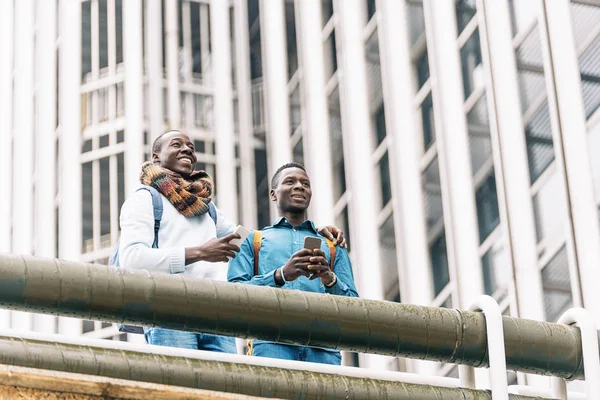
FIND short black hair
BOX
[152,130,181,155]
[271,162,307,189]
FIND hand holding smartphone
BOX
[229,225,251,248]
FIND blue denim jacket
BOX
[227,217,359,298]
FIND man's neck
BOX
[279,211,307,227]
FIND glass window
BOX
[82,1,92,80]
[374,105,386,147]
[324,30,338,80]
[230,7,237,91]
[460,29,484,100]
[82,139,93,153]
[321,0,334,28]
[588,120,600,203]
[290,85,301,136]
[194,94,213,129]
[98,87,108,122]
[254,148,270,229]
[417,94,436,153]
[570,2,600,120]
[178,0,183,48]
[161,0,167,69]
[542,246,572,322]
[100,157,111,239]
[514,24,556,184]
[481,241,508,300]
[380,213,399,299]
[533,172,567,245]
[293,137,304,165]
[525,101,555,183]
[430,233,450,296]
[569,2,600,53]
[99,135,109,148]
[190,3,211,80]
[116,0,123,64]
[191,2,202,74]
[335,206,351,251]
[82,162,93,252]
[83,320,95,333]
[99,0,108,70]
[408,1,426,47]
[515,24,546,113]
[116,82,124,117]
[117,153,125,214]
[416,50,430,89]
[423,158,443,231]
[509,0,538,38]
[366,30,382,125]
[286,2,298,80]
[455,0,477,35]
[467,94,492,177]
[378,151,392,209]
[367,0,376,21]
[475,173,500,243]
[329,87,347,202]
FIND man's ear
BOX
[152,153,160,164]
[269,189,277,202]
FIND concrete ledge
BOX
[0,364,266,400]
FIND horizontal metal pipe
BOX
[0,330,546,399]
[0,254,589,379]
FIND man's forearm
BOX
[185,247,205,265]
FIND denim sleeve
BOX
[325,247,359,297]
[228,232,280,288]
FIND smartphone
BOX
[304,236,322,251]
[229,225,251,248]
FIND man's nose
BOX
[292,181,304,190]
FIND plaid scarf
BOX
[140,162,213,217]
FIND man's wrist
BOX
[324,272,337,288]
[274,267,285,286]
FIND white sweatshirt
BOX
[118,188,235,280]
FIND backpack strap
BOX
[208,202,218,225]
[324,238,336,271]
[137,186,163,248]
[253,230,262,276]
[248,230,262,356]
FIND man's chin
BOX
[285,202,309,213]
[172,167,193,177]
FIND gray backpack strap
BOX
[137,185,163,248]
[208,202,217,225]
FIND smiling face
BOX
[152,131,197,177]
[270,167,312,214]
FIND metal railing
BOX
[0,253,594,382]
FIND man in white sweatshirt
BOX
[118,130,240,352]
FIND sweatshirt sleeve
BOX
[214,203,236,238]
[118,190,186,274]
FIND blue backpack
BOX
[109,185,217,333]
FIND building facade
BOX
[1,0,600,385]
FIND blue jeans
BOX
[144,328,236,353]
[252,342,341,365]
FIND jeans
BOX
[144,328,236,353]
[252,342,341,365]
